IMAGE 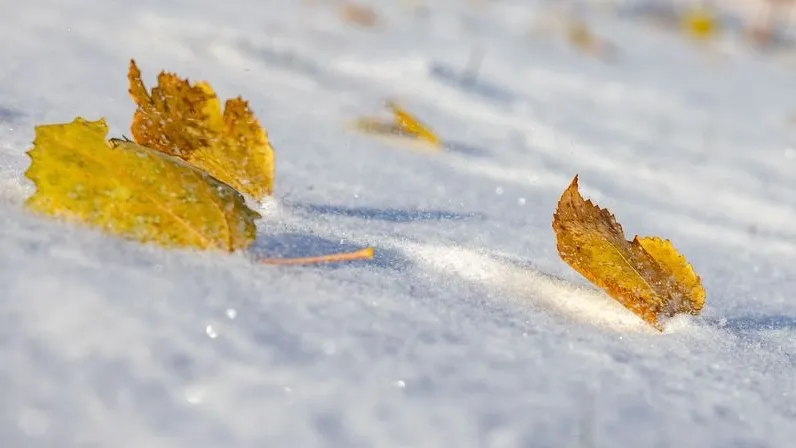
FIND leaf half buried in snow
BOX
[128,59,275,200]
[353,101,441,148]
[552,175,705,330]
[25,117,260,252]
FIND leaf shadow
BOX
[250,232,410,271]
[236,38,324,79]
[443,140,491,158]
[428,62,516,106]
[718,315,796,333]
[0,105,24,123]
[290,203,486,223]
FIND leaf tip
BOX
[563,173,581,194]
[128,59,141,81]
[128,59,149,106]
[362,246,375,259]
[553,174,581,220]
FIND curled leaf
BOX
[552,175,705,330]
[353,101,441,147]
[25,117,259,252]
[128,59,275,200]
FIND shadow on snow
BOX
[290,203,486,223]
[719,315,796,332]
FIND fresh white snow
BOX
[1,0,796,446]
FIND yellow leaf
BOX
[353,101,442,147]
[552,175,705,330]
[25,117,260,252]
[567,21,595,50]
[682,7,717,40]
[564,20,617,60]
[128,59,275,200]
[635,236,706,315]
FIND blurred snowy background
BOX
[1,0,795,447]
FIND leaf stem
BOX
[257,247,375,266]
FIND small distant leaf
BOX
[25,117,259,252]
[567,21,594,49]
[353,101,442,147]
[128,59,275,200]
[566,20,615,60]
[341,2,379,27]
[552,175,705,330]
[682,7,717,40]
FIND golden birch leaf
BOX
[25,117,260,252]
[635,236,705,315]
[682,7,717,40]
[552,175,704,330]
[128,59,275,200]
[353,101,441,147]
[386,102,441,146]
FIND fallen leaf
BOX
[552,175,705,330]
[25,117,259,252]
[682,7,717,40]
[567,20,595,49]
[353,101,441,147]
[341,2,378,27]
[565,20,616,60]
[25,116,375,265]
[636,236,706,315]
[128,59,275,200]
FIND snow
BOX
[2,0,796,446]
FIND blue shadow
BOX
[236,39,324,79]
[291,203,486,223]
[0,105,23,123]
[720,315,796,332]
[428,63,515,105]
[443,140,491,158]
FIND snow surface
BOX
[2,0,796,446]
